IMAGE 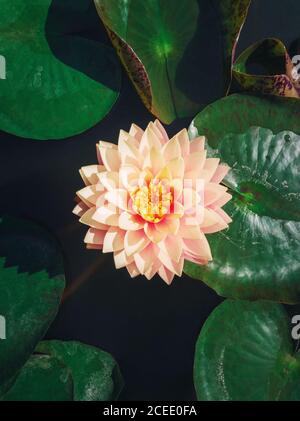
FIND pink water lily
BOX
[73,121,232,284]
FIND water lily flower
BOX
[73,121,232,284]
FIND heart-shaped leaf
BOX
[94,0,251,123]
[194,299,300,401]
[1,355,73,401]
[233,38,300,98]
[36,340,123,401]
[185,94,300,303]
[0,0,121,140]
[0,215,65,395]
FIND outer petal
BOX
[189,136,205,153]
[158,265,175,285]
[93,204,119,226]
[124,229,150,256]
[174,129,190,157]
[80,207,108,230]
[105,189,129,211]
[73,201,88,217]
[126,261,140,278]
[182,236,212,261]
[98,171,120,191]
[129,123,144,142]
[139,126,161,155]
[134,243,158,274]
[158,250,184,276]
[77,185,104,206]
[162,136,181,162]
[119,134,142,167]
[204,183,228,206]
[98,141,121,171]
[84,228,106,246]
[211,164,230,184]
[143,147,164,175]
[154,119,169,143]
[80,165,105,185]
[157,235,183,263]
[103,227,125,253]
[114,249,134,269]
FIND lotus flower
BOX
[73,121,232,284]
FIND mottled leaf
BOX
[36,340,123,401]
[185,94,300,303]
[194,300,300,401]
[0,215,65,396]
[1,355,73,401]
[0,0,121,139]
[94,0,251,123]
[233,38,300,98]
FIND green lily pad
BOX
[94,0,251,123]
[233,38,300,98]
[0,0,121,140]
[185,94,300,303]
[1,355,73,401]
[194,299,300,401]
[36,340,123,401]
[0,215,65,395]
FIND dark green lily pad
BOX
[0,215,65,395]
[233,38,300,98]
[36,340,123,401]
[185,95,300,303]
[0,0,121,140]
[194,299,300,401]
[1,355,73,401]
[94,0,251,123]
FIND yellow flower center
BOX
[132,179,173,223]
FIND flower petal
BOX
[93,204,119,226]
[162,136,181,162]
[158,250,184,276]
[184,151,207,173]
[144,223,167,243]
[154,119,169,143]
[80,207,108,230]
[119,133,142,167]
[155,217,180,235]
[98,171,119,191]
[103,227,125,253]
[158,265,175,285]
[134,243,158,274]
[139,126,161,155]
[80,165,105,185]
[73,201,88,217]
[211,164,230,184]
[190,136,205,153]
[77,185,104,206]
[124,229,150,256]
[204,183,228,206]
[119,212,143,231]
[119,165,140,191]
[178,217,203,239]
[126,261,140,278]
[98,141,120,171]
[129,123,144,142]
[175,129,190,157]
[183,236,212,260]
[105,189,129,211]
[143,147,164,175]
[157,235,183,262]
[84,228,106,245]
[167,157,184,179]
[114,249,134,269]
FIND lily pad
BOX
[36,340,123,401]
[233,38,300,98]
[194,299,300,401]
[0,215,65,395]
[1,355,73,401]
[0,0,121,140]
[185,95,300,303]
[94,0,251,123]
